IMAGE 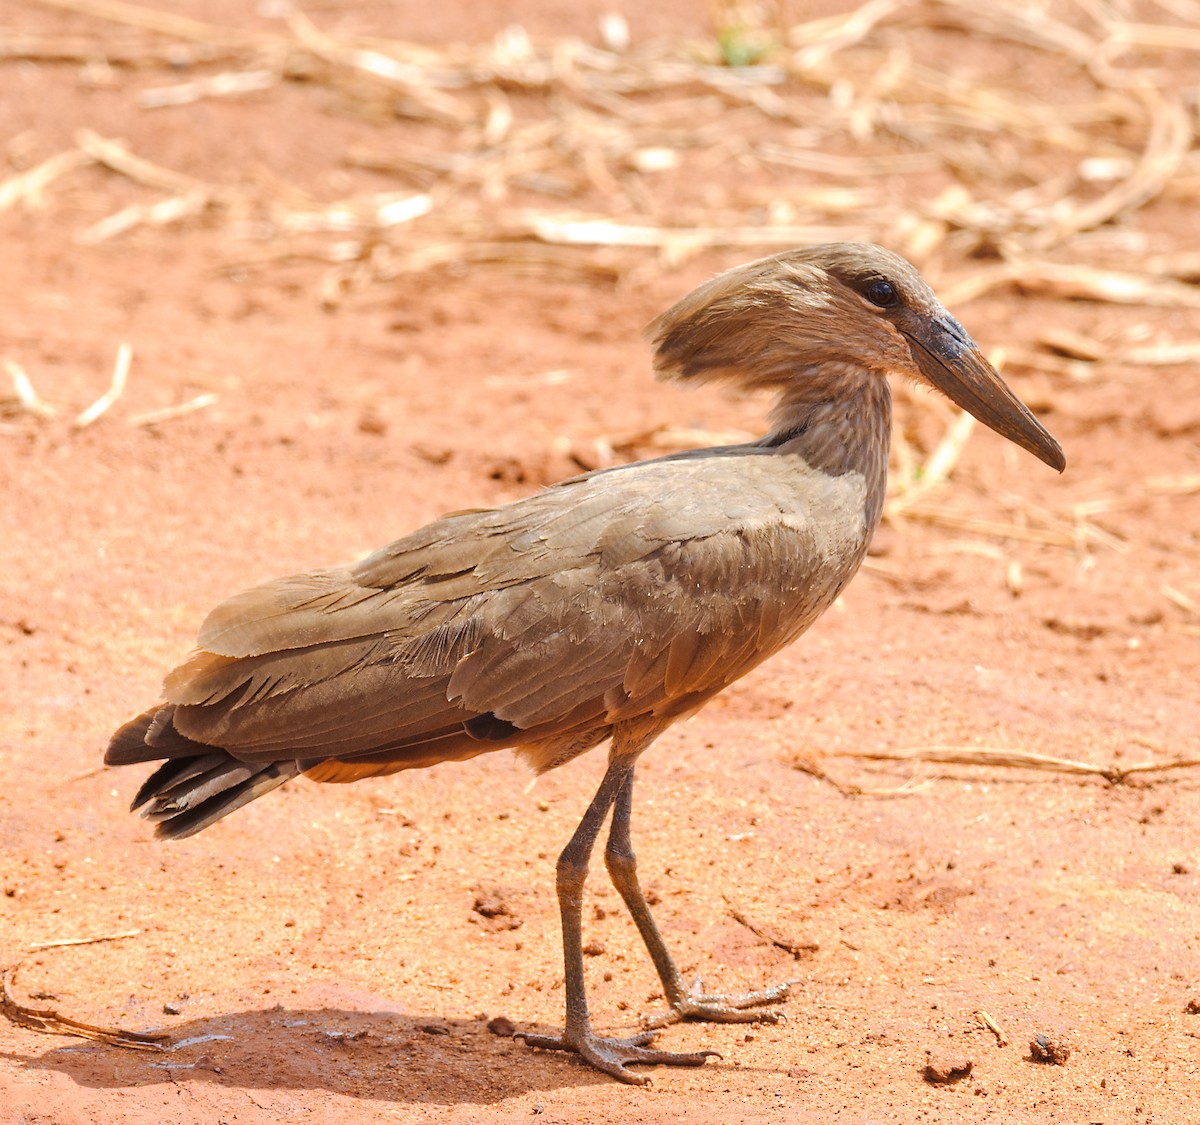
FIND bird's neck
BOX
[758,366,892,530]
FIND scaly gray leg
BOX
[517,723,717,1084]
[604,767,792,1030]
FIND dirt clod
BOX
[923,1053,974,1085]
[472,890,522,931]
[473,892,510,918]
[1030,1034,1071,1065]
[487,1015,517,1036]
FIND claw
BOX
[517,1027,719,1085]
[644,978,794,1029]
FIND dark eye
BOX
[866,279,899,308]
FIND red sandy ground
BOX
[1,2,1199,1123]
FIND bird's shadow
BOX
[4,1005,635,1102]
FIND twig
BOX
[787,750,931,797]
[518,213,858,249]
[67,764,108,782]
[838,745,1200,785]
[977,1010,1008,1047]
[74,343,131,429]
[137,68,278,110]
[726,903,818,960]
[897,507,1081,549]
[29,929,141,951]
[76,129,233,201]
[789,750,863,795]
[2,965,169,1051]
[1145,474,1200,497]
[0,149,94,212]
[30,0,264,49]
[128,393,218,427]
[3,359,58,420]
[80,193,211,244]
[889,407,977,511]
[1162,584,1200,618]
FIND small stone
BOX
[357,409,388,436]
[582,940,605,956]
[324,1028,366,1044]
[923,1052,974,1085]
[487,1015,517,1037]
[162,1002,182,1015]
[410,442,453,466]
[1186,999,1200,1015]
[1030,1034,1070,1065]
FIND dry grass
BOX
[789,744,1200,794]
[2,965,169,1051]
[1,342,216,431]
[0,0,1195,309]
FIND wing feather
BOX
[133,448,869,773]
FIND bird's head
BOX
[646,242,1064,472]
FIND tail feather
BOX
[140,758,258,821]
[131,751,228,812]
[107,705,299,839]
[106,709,164,765]
[106,707,215,765]
[147,760,299,840]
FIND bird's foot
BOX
[516,1026,719,1086]
[644,976,795,1030]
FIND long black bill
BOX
[910,314,1065,473]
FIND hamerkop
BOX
[106,243,1064,1083]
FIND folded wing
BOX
[114,449,865,778]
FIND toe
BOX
[514,1031,569,1051]
[645,980,794,1028]
[580,1041,719,1083]
[517,1026,719,1083]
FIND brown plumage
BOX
[105,243,1064,1084]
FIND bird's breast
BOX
[616,454,874,659]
